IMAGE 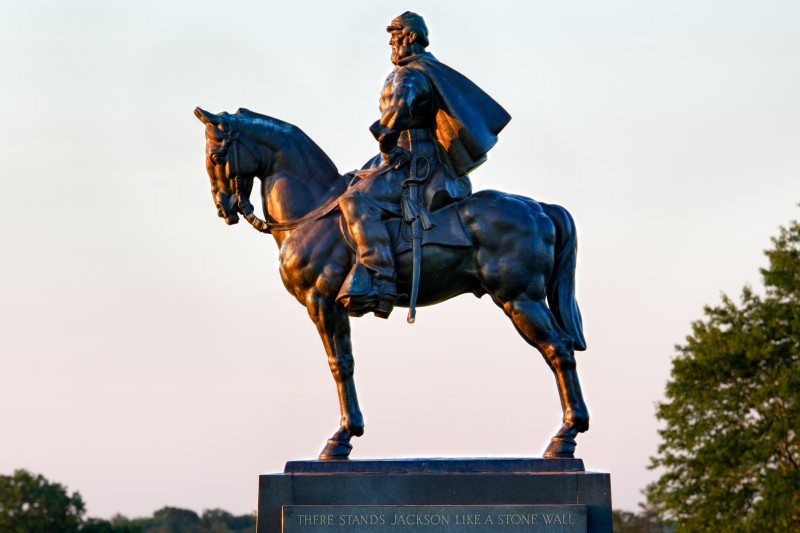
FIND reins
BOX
[214,117,396,234]
[215,116,349,234]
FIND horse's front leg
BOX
[306,290,364,460]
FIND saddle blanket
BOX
[339,202,473,257]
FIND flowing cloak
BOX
[398,52,512,176]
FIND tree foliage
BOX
[0,469,86,533]
[82,507,256,532]
[648,217,800,531]
[0,470,255,533]
[612,508,670,532]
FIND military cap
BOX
[386,11,429,47]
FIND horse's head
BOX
[196,107,344,235]
[194,107,263,225]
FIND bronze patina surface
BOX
[195,12,589,461]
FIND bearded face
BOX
[389,30,413,65]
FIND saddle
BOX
[338,159,474,256]
[337,162,473,322]
[338,200,472,258]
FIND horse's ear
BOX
[194,107,220,126]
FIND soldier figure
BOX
[337,11,511,318]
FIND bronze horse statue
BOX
[195,107,590,460]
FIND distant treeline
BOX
[82,507,255,533]
[0,469,255,532]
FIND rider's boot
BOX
[337,264,398,318]
[337,194,398,318]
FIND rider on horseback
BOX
[337,11,511,318]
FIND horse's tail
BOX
[541,202,587,351]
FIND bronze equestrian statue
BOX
[195,12,590,460]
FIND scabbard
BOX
[406,129,422,324]
[408,195,422,324]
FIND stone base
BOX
[257,458,611,532]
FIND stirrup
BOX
[336,264,397,318]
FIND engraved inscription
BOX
[390,513,449,526]
[283,505,586,532]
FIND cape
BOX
[399,52,512,176]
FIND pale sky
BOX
[1,0,799,519]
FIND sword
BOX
[404,129,428,324]
[407,182,422,324]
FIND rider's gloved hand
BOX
[383,146,410,169]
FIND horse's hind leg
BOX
[306,290,364,460]
[502,297,589,458]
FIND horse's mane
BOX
[235,108,340,180]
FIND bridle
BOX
[211,115,273,233]
[211,115,347,234]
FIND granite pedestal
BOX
[257,459,611,532]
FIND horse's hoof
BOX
[319,430,353,461]
[319,438,353,460]
[543,436,577,459]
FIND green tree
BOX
[647,217,800,531]
[148,507,204,532]
[81,514,144,533]
[612,507,671,532]
[88,507,256,533]
[201,508,256,532]
[0,469,86,533]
